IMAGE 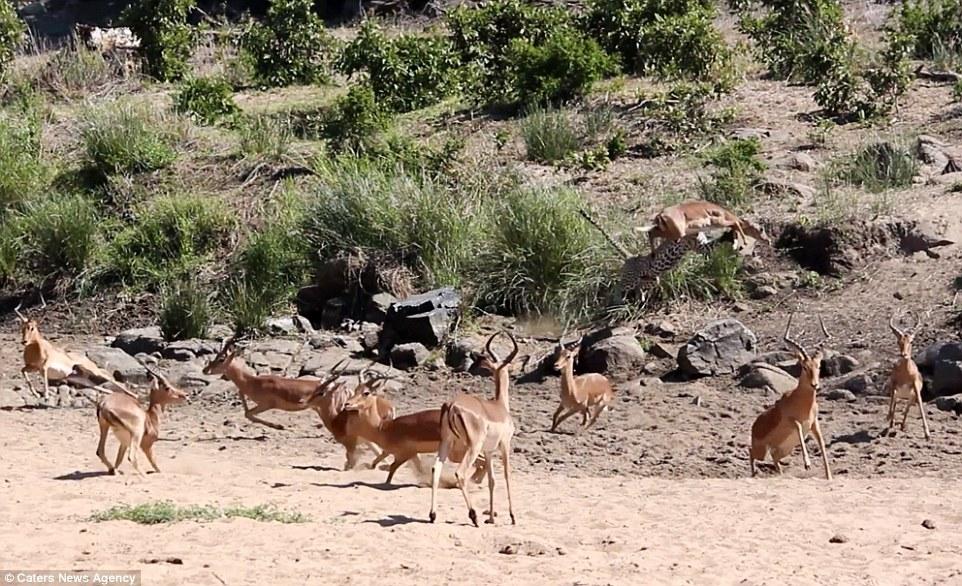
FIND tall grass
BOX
[653,243,743,301]
[833,140,918,193]
[520,105,581,162]
[38,41,121,100]
[237,114,293,161]
[159,276,212,341]
[0,112,48,211]
[16,193,102,280]
[698,138,765,209]
[81,99,178,176]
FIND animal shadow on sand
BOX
[830,429,876,445]
[291,464,340,473]
[54,470,114,481]
[311,480,416,491]
[363,514,429,527]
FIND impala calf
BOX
[430,331,519,527]
[94,364,187,477]
[750,313,832,480]
[635,200,769,252]
[551,337,615,433]
[883,310,931,439]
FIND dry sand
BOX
[2,407,961,586]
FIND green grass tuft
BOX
[91,501,309,524]
[81,100,179,177]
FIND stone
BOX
[384,288,461,349]
[359,322,381,356]
[390,343,431,370]
[365,293,398,325]
[446,337,483,372]
[678,319,757,377]
[161,339,217,362]
[112,327,165,356]
[821,350,859,377]
[321,297,350,330]
[839,373,878,396]
[777,152,817,172]
[332,334,364,355]
[750,285,778,299]
[758,180,817,200]
[649,342,677,360]
[134,352,159,365]
[580,335,646,374]
[0,389,26,409]
[266,315,314,336]
[86,347,149,385]
[933,354,962,397]
[738,363,797,394]
[915,341,954,371]
[934,394,962,415]
[825,389,857,402]
[645,320,678,338]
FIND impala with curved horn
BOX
[550,333,616,433]
[750,313,833,480]
[883,309,931,439]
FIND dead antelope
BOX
[551,337,615,433]
[94,364,187,477]
[430,331,519,527]
[15,301,132,398]
[308,368,396,470]
[202,336,347,430]
[635,200,769,252]
[750,313,832,480]
[884,310,930,439]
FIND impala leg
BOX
[773,458,783,475]
[429,443,450,523]
[483,452,496,524]
[127,430,146,478]
[385,455,410,485]
[113,443,127,473]
[369,450,389,470]
[886,387,897,433]
[96,419,114,474]
[21,367,39,397]
[810,418,832,480]
[549,404,565,432]
[900,399,913,431]
[142,438,161,473]
[455,440,485,527]
[794,420,812,469]
[42,366,51,397]
[244,403,285,430]
[586,404,609,429]
[580,409,590,429]
[916,388,931,440]
[552,408,580,433]
[343,438,360,471]
[469,455,488,484]
[500,442,516,525]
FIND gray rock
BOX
[933,358,962,397]
[825,389,857,402]
[86,347,149,385]
[839,373,879,396]
[649,342,678,360]
[332,334,364,354]
[678,319,757,377]
[580,335,646,374]
[266,315,313,336]
[112,327,166,356]
[777,152,817,172]
[390,343,431,370]
[915,341,953,371]
[821,350,859,377]
[161,339,217,361]
[384,288,461,349]
[359,322,381,356]
[134,352,159,365]
[645,320,678,338]
[934,394,962,415]
[322,297,350,330]
[750,285,778,299]
[207,325,234,341]
[0,389,26,409]
[366,293,398,324]
[446,337,483,372]
[739,363,796,394]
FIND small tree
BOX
[242,0,335,87]
[123,0,196,81]
[0,0,25,75]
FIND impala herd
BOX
[9,199,940,527]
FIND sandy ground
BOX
[2,407,962,586]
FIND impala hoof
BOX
[510,513,516,525]
[468,509,478,527]
[429,511,436,523]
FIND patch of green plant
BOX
[508,26,617,106]
[0,113,48,212]
[698,138,766,209]
[830,139,918,193]
[242,0,336,87]
[0,0,24,75]
[106,194,233,288]
[813,36,911,121]
[159,274,211,340]
[320,83,392,153]
[37,41,119,100]
[337,21,460,113]
[581,0,732,84]
[634,82,734,156]
[173,76,239,125]
[520,105,581,162]
[9,193,102,283]
[894,0,962,60]
[90,501,309,524]
[80,100,178,177]
[653,242,744,302]
[122,0,195,81]
[236,113,293,161]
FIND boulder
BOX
[579,334,646,374]
[838,373,878,396]
[649,342,678,360]
[934,394,962,415]
[677,319,757,377]
[86,347,149,385]
[365,293,397,325]
[915,341,954,371]
[446,337,483,372]
[161,339,217,362]
[738,363,796,394]
[266,315,313,336]
[112,327,166,356]
[821,350,859,377]
[384,287,460,349]
[359,322,381,356]
[390,343,431,370]
[321,297,350,330]
[825,389,857,402]
[933,358,962,397]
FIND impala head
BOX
[477,330,519,374]
[306,358,354,407]
[14,299,45,345]
[203,336,246,377]
[783,312,832,391]
[889,310,922,358]
[145,365,188,407]
[343,385,380,413]
[553,335,582,372]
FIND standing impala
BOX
[883,310,930,439]
[430,330,519,527]
[750,313,833,480]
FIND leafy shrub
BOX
[237,114,293,160]
[107,194,233,287]
[654,242,743,301]
[581,0,731,81]
[0,0,24,74]
[832,140,918,192]
[159,276,211,340]
[0,113,47,211]
[173,77,239,125]
[895,0,962,59]
[521,106,581,162]
[634,82,734,156]
[0,220,17,283]
[13,194,101,281]
[242,0,335,87]
[38,41,119,99]
[813,38,911,121]
[337,21,460,113]
[447,0,571,105]
[123,0,195,81]
[698,138,766,208]
[81,100,178,176]
[508,27,617,106]
[321,84,391,153]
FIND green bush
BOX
[832,140,918,192]
[448,0,571,105]
[0,221,17,283]
[242,0,335,87]
[813,38,911,121]
[237,114,293,160]
[0,0,24,75]
[634,82,734,156]
[81,100,178,176]
[508,27,617,106]
[520,106,581,162]
[123,0,195,81]
[0,114,48,212]
[895,0,962,59]
[159,276,211,340]
[15,194,102,280]
[581,0,730,81]
[321,84,392,153]
[107,194,233,287]
[337,21,460,113]
[698,138,765,209]
[654,242,743,301]
[38,42,119,100]
[173,76,239,125]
